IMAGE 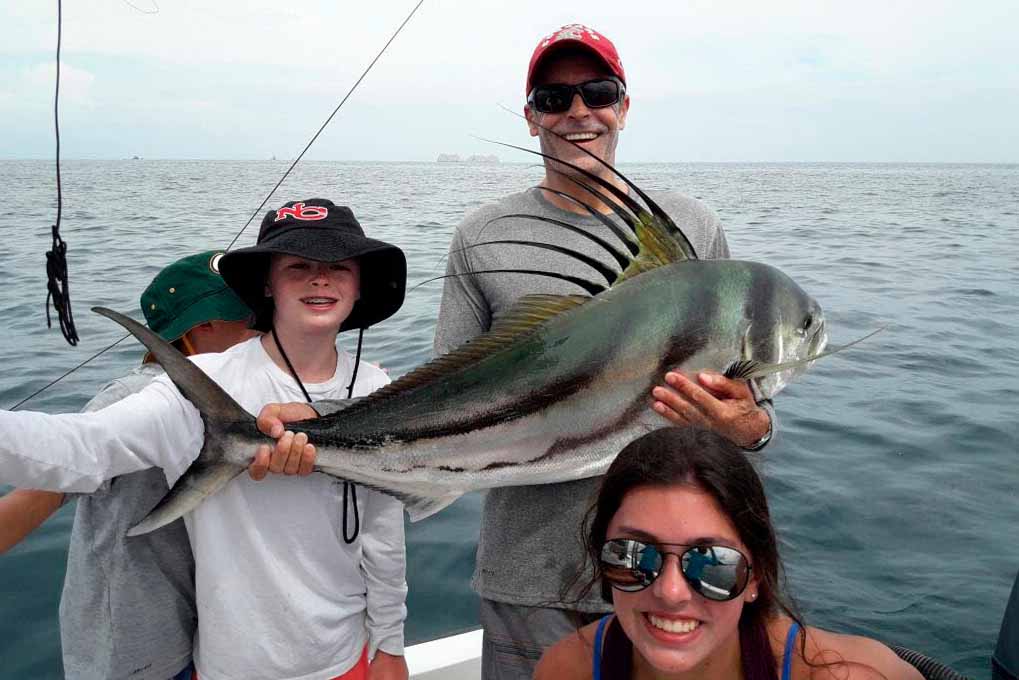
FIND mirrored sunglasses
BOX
[527,78,624,114]
[600,538,752,601]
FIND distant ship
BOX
[436,154,499,164]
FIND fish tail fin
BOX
[93,306,254,535]
[127,461,244,536]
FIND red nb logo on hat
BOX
[275,202,328,222]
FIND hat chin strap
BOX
[345,327,365,399]
[270,325,363,544]
[271,326,313,402]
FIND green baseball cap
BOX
[141,251,252,342]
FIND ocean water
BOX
[0,160,1016,678]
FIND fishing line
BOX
[122,0,159,14]
[9,336,131,411]
[45,0,80,347]
[226,0,426,251]
[11,0,425,410]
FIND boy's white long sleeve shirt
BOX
[0,337,407,680]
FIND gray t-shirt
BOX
[60,363,195,680]
[433,187,731,611]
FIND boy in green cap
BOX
[0,250,256,680]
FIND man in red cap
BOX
[432,23,775,679]
[249,22,775,680]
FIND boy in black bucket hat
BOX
[219,198,406,334]
[0,200,410,680]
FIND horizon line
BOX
[1,157,1016,165]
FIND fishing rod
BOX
[12,0,426,411]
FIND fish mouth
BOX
[806,316,829,359]
[813,324,830,356]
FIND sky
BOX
[1,0,1016,162]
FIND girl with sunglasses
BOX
[535,427,922,680]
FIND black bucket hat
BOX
[219,198,406,333]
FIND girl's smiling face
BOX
[606,484,758,676]
[266,254,360,335]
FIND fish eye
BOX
[802,314,814,331]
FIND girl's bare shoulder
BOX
[772,618,923,680]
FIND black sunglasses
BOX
[527,78,624,114]
[600,538,752,601]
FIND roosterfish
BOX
[99,147,867,536]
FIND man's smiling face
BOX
[525,50,630,180]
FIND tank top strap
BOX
[782,621,802,680]
[592,614,613,680]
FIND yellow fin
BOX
[612,202,696,285]
[350,294,591,407]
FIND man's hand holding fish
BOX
[652,370,773,450]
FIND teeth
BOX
[303,298,334,304]
[648,614,699,634]
[564,132,598,141]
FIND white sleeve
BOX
[360,486,408,657]
[0,377,204,493]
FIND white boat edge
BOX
[406,628,483,680]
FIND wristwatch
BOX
[742,400,773,452]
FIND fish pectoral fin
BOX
[724,359,761,381]
[127,461,244,537]
[728,327,886,381]
[723,325,758,379]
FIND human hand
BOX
[651,371,771,449]
[256,402,318,438]
[249,402,319,481]
[368,651,408,680]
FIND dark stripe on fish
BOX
[535,323,712,463]
[745,264,778,355]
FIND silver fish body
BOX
[99,257,827,534]
[300,260,823,491]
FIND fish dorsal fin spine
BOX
[614,213,692,284]
[342,294,591,410]
[481,138,701,287]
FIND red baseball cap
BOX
[526,23,626,94]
